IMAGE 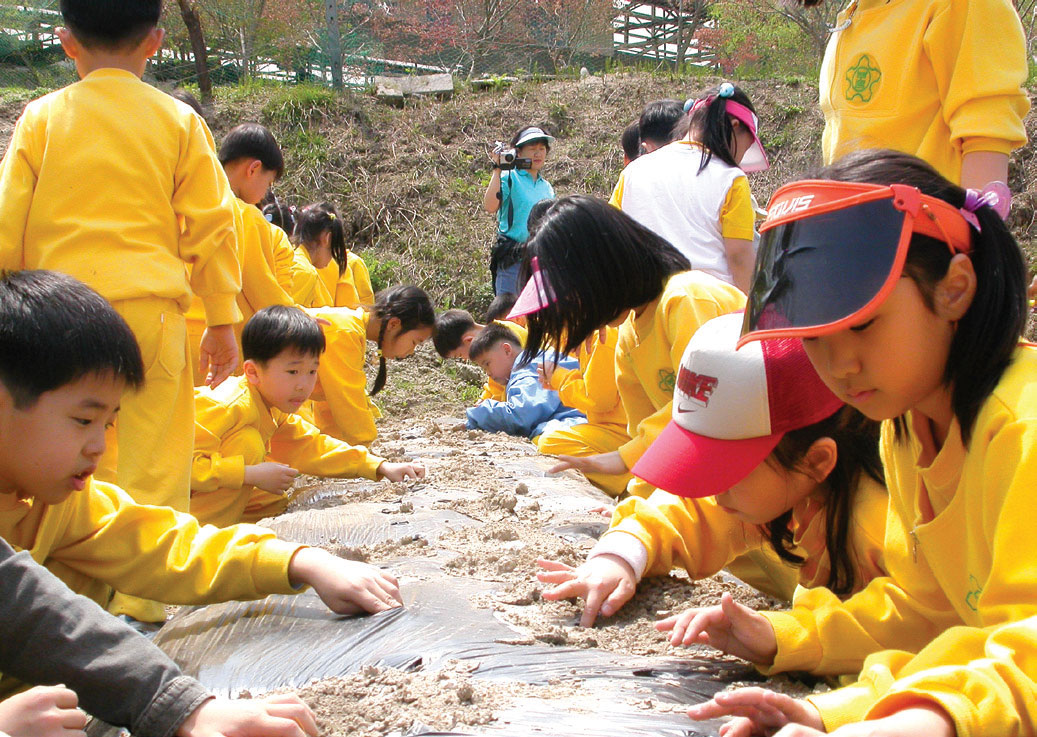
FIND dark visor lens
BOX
[742,198,906,337]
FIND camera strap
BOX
[501,171,515,233]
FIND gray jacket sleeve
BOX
[0,538,212,737]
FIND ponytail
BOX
[675,82,757,173]
[368,285,437,396]
[294,202,348,272]
[764,407,883,597]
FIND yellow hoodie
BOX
[755,346,1037,729]
[597,477,888,602]
[547,326,628,430]
[820,0,1028,183]
[615,271,746,496]
[192,375,385,528]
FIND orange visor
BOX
[738,181,972,348]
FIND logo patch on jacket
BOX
[845,54,881,103]
[658,369,676,394]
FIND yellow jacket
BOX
[547,326,628,432]
[0,479,302,613]
[192,375,384,527]
[235,200,295,322]
[290,248,333,308]
[615,271,746,468]
[0,68,241,326]
[820,0,1029,183]
[304,306,380,445]
[318,252,375,309]
[757,346,1037,727]
[270,223,296,296]
[480,320,530,402]
[597,477,888,600]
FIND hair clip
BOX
[960,181,1011,232]
[328,213,337,221]
[718,82,735,98]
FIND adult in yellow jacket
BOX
[0,23,244,622]
[535,326,634,496]
[819,0,1028,187]
[0,270,402,696]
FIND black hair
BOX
[763,407,883,597]
[621,121,641,162]
[60,0,160,51]
[526,198,555,240]
[263,201,296,236]
[219,123,285,179]
[674,83,757,173]
[242,305,325,364]
[432,309,477,358]
[818,149,1028,444]
[169,88,204,117]
[520,195,690,360]
[483,293,518,323]
[0,270,144,408]
[368,286,437,395]
[639,99,684,147]
[511,125,552,153]
[294,202,346,272]
[469,323,521,362]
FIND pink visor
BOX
[724,100,768,173]
[507,256,557,319]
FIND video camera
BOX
[493,142,532,171]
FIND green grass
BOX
[261,84,339,125]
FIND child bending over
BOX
[0,270,402,695]
[433,308,529,403]
[466,324,585,440]
[192,306,424,528]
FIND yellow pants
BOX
[537,422,633,497]
[96,298,195,622]
[186,310,208,387]
[191,485,290,529]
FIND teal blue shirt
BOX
[498,169,554,243]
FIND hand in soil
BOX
[548,451,628,477]
[244,462,300,494]
[686,687,822,736]
[288,547,402,615]
[177,694,319,737]
[377,460,427,483]
[0,685,86,737]
[537,554,637,627]
[655,592,777,664]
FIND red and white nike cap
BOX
[631,312,843,498]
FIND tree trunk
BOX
[325,0,343,89]
[175,0,213,102]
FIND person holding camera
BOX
[482,126,555,296]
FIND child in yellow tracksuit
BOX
[432,309,529,403]
[0,270,403,691]
[304,286,437,446]
[535,326,634,496]
[185,123,296,385]
[682,153,1037,737]
[0,6,243,623]
[192,306,425,528]
[261,200,331,309]
[819,0,1028,189]
[300,203,374,309]
[511,196,745,499]
[537,313,888,621]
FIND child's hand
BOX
[377,461,426,483]
[548,452,628,477]
[537,362,556,389]
[536,555,637,627]
[686,688,822,736]
[0,685,87,737]
[199,324,240,388]
[655,592,777,664]
[244,462,299,494]
[288,547,402,615]
[177,694,319,737]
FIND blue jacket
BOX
[466,357,585,439]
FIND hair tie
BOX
[328,213,336,221]
[718,82,735,98]
[960,181,1011,232]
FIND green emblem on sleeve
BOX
[844,54,881,103]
